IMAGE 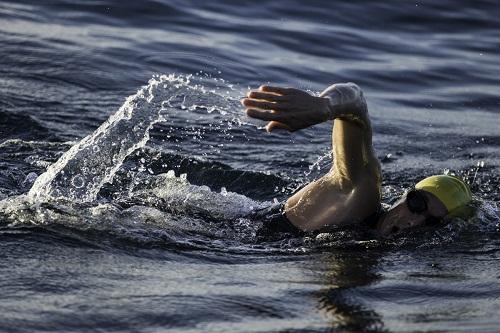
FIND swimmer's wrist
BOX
[317,96,335,122]
[317,95,342,122]
[320,87,347,121]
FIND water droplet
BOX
[22,172,38,187]
[71,175,85,188]
[220,187,228,196]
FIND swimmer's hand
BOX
[241,86,331,132]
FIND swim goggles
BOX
[406,189,441,225]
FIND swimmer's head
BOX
[376,175,472,236]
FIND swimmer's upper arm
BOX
[284,84,381,231]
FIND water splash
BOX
[27,74,240,203]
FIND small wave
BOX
[0,110,54,142]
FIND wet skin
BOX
[242,85,332,132]
[376,190,448,236]
[242,84,447,236]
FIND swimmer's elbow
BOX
[320,82,369,125]
[320,82,365,103]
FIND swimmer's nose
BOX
[375,217,401,236]
[380,224,398,236]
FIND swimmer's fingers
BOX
[246,109,305,132]
[246,91,287,102]
[265,121,293,132]
[259,85,298,96]
[241,98,288,111]
[245,108,284,122]
[243,85,330,132]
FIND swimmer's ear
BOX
[266,121,293,133]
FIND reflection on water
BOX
[317,251,385,332]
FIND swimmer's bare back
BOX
[241,83,381,232]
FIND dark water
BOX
[1,1,500,332]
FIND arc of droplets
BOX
[28,74,238,203]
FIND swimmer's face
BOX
[376,189,448,236]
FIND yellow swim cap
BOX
[415,175,472,215]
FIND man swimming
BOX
[241,83,472,236]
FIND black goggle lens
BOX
[406,189,427,214]
[406,190,442,225]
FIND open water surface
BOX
[1,1,499,332]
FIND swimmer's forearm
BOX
[241,83,369,132]
[327,83,377,182]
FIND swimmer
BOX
[242,83,472,236]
